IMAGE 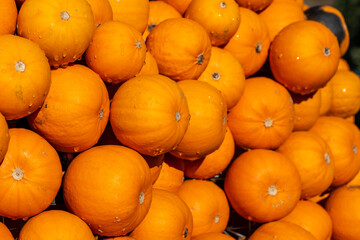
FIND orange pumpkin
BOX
[248,220,316,240]
[280,200,332,240]
[347,168,360,186]
[224,7,271,77]
[227,77,295,150]
[177,179,230,237]
[337,58,350,71]
[0,34,51,121]
[28,64,110,153]
[153,154,184,192]
[0,128,62,220]
[19,210,94,239]
[146,18,212,80]
[17,0,94,67]
[156,0,192,15]
[0,222,14,240]
[86,0,113,29]
[110,74,190,156]
[143,154,164,184]
[259,0,306,41]
[0,0,17,35]
[224,149,302,222]
[171,80,227,160]
[197,47,246,109]
[325,185,360,240]
[136,51,160,77]
[192,233,235,240]
[130,188,193,240]
[106,238,135,240]
[235,0,273,12]
[108,0,149,34]
[184,0,241,46]
[269,20,340,95]
[85,21,147,84]
[318,81,333,116]
[277,131,335,199]
[63,145,152,236]
[0,113,9,163]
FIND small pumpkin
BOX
[0,222,13,240]
[0,0,17,35]
[86,0,113,29]
[318,81,333,116]
[143,154,164,185]
[337,58,350,71]
[157,0,192,15]
[191,233,235,240]
[0,113,9,163]
[235,0,273,12]
[136,51,160,77]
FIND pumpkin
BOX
[85,21,147,84]
[0,222,14,240]
[325,185,360,240]
[280,200,332,240]
[259,0,306,41]
[235,0,273,12]
[337,58,350,71]
[0,113,9,163]
[106,238,135,240]
[197,47,246,109]
[227,77,295,150]
[276,131,335,199]
[248,220,316,240]
[0,34,51,120]
[156,0,192,15]
[110,74,190,156]
[143,154,164,185]
[177,179,230,237]
[152,153,184,192]
[0,128,62,220]
[0,0,17,35]
[224,149,302,222]
[17,0,94,68]
[130,188,193,240]
[318,81,333,116]
[224,7,271,77]
[305,5,350,56]
[63,145,152,236]
[108,0,149,34]
[86,0,113,29]
[184,126,234,179]
[171,80,227,160]
[28,64,110,153]
[143,1,182,40]
[19,210,94,240]
[328,70,360,118]
[136,51,159,77]
[146,18,212,80]
[184,0,241,46]
[309,116,360,187]
[191,233,235,240]
[269,20,340,95]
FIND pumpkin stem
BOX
[268,185,277,196]
[148,24,156,32]
[136,41,142,49]
[99,108,104,120]
[12,168,24,181]
[139,191,145,205]
[197,53,205,65]
[184,228,189,238]
[15,60,26,72]
[220,2,227,8]
[255,42,262,53]
[61,11,70,21]
[353,145,358,154]
[324,153,331,164]
[212,72,221,80]
[222,116,226,126]
[214,215,220,223]
[323,47,330,57]
[264,118,273,128]
[175,111,181,122]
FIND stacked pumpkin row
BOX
[0,0,360,239]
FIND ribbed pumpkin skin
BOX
[86,0,113,29]
[0,0,17,35]
[157,0,192,15]
[0,222,14,240]
[0,113,9,163]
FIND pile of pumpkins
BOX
[0,0,359,239]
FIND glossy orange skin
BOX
[108,0,149,33]
[192,233,235,240]
[0,113,9,163]
[136,51,159,77]
[224,149,302,223]
[0,0,17,35]
[224,7,271,77]
[0,128,62,220]
[130,188,193,240]
[280,200,332,240]
[198,47,246,109]
[86,0,113,29]
[85,21,147,84]
[227,77,295,150]
[19,210,94,240]
[146,18,212,80]
[269,20,340,95]
[17,0,94,67]
[292,90,321,131]
[0,222,14,240]
[325,185,360,240]
[63,145,152,236]
[235,0,273,12]
[337,58,350,71]
[110,74,190,157]
[0,35,51,120]
[177,179,230,237]
[184,0,240,46]
[277,131,335,199]
[171,80,227,160]
[143,154,164,184]
[319,81,333,115]
[157,0,192,15]
[28,64,110,153]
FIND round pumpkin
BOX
[143,154,164,184]
[337,58,350,71]
[177,179,230,237]
[85,21,147,84]
[224,7,271,77]
[197,47,246,109]
[110,74,190,156]
[19,210,94,240]
[156,0,192,15]
[136,51,159,77]
[146,18,212,80]
[0,0,17,35]
[191,233,235,240]
[224,149,302,223]
[0,222,13,240]
[171,80,227,160]
[106,238,135,240]
[184,0,241,46]
[86,0,113,29]
[318,81,333,116]
[28,64,110,153]
[227,77,295,150]
[269,20,340,95]
[0,34,51,120]
[130,188,193,240]
[0,128,62,220]
[63,145,152,236]
[0,113,9,163]
[17,0,94,67]
[235,0,273,12]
